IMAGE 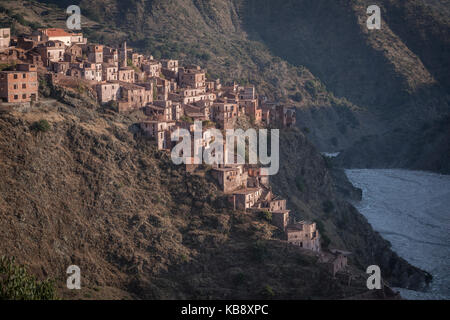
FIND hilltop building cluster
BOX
[212,164,321,252]
[0,27,352,269]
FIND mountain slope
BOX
[0,96,430,298]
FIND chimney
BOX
[121,41,127,68]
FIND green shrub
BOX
[31,120,51,133]
[305,80,318,97]
[104,100,119,111]
[261,285,275,298]
[0,256,57,300]
[289,92,303,102]
[259,210,272,222]
[314,219,331,248]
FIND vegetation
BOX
[258,210,272,222]
[0,256,57,300]
[30,120,51,133]
[289,91,303,102]
[261,284,275,298]
[314,219,331,249]
[180,115,194,124]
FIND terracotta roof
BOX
[42,28,71,37]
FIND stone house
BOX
[286,221,320,252]
[140,119,176,150]
[118,82,152,112]
[50,61,70,74]
[247,168,270,188]
[96,82,120,103]
[244,102,262,124]
[179,65,206,89]
[232,187,263,211]
[70,33,86,45]
[239,86,256,100]
[206,79,221,92]
[118,67,135,83]
[271,210,291,231]
[171,87,209,104]
[39,28,72,46]
[37,40,66,66]
[145,99,179,121]
[25,51,43,67]
[0,64,38,103]
[161,59,179,72]
[320,252,348,277]
[211,102,238,129]
[0,28,11,49]
[103,47,118,66]
[264,103,297,128]
[212,165,248,193]
[102,63,118,81]
[131,53,144,68]
[77,62,102,82]
[87,44,104,64]
[66,44,82,59]
[183,104,209,120]
[142,61,161,78]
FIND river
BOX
[345,169,450,300]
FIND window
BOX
[13,84,17,89]
[13,95,18,100]
[13,74,18,79]
[22,84,26,89]
[22,94,26,99]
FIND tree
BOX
[31,120,51,133]
[0,256,57,300]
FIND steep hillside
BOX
[0,0,444,297]
[0,96,430,299]
[241,0,450,171]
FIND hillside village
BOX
[0,27,349,277]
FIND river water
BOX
[345,169,450,300]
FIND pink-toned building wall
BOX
[0,64,38,103]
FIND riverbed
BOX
[345,169,450,300]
